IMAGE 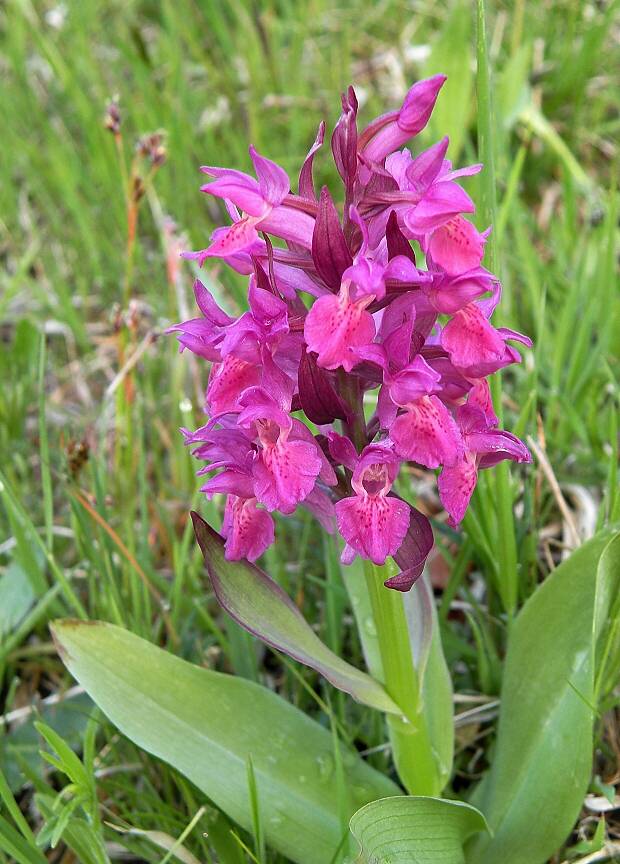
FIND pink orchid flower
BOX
[330,438,411,566]
[439,404,532,526]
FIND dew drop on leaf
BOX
[316,753,335,781]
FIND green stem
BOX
[364,560,440,795]
[338,369,367,452]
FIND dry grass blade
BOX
[560,842,620,864]
[527,435,581,549]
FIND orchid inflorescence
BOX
[170,75,531,591]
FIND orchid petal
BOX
[249,145,290,206]
[438,453,479,526]
[405,136,450,193]
[253,438,322,514]
[428,216,486,274]
[290,419,338,486]
[405,184,475,234]
[259,205,316,249]
[470,428,531,468]
[441,304,506,371]
[207,356,261,416]
[391,395,463,468]
[362,75,446,163]
[202,216,262,259]
[304,288,375,372]
[301,487,337,534]
[222,496,275,562]
[336,494,410,566]
[327,431,358,472]
[200,470,255,501]
[200,167,267,217]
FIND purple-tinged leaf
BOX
[383,569,423,592]
[386,505,434,592]
[311,187,353,290]
[298,350,350,425]
[331,86,358,191]
[363,166,399,198]
[386,211,416,264]
[299,121,325,201]
[251,257,274,296]
[191,512,400,715]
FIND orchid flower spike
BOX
[172,75,531,589]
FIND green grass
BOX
[0,0,619,860]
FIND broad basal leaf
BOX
[350,796,488,863]
[192,512,399,715]
[468,529,619,864]
[594,533,620,699]
[51,620,398,864]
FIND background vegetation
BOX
[1,0,619,860]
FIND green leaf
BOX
[404,576,454,790]
[0,769,39,850]
[350,796,488,863]
[35,794,109,864]
[0,815,48,864]
[468,529,620,864]
[0,690,91,792]
[496,43,532,130]
[34,722,92,792]
[422,2,473,161]
[594,533,620,698]
[518,104,593,191]
[340,554,382,680]
[0,561,35,639]
[51,620,398,864]
[192,512,399,715]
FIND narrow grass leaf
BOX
[0,770,38,848]
[37,334,53,552]
[0,816,48,864]
[423,2,473,160]
[35,794,109,864]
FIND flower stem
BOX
[364,560,440,795]
[337,369,367,452]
